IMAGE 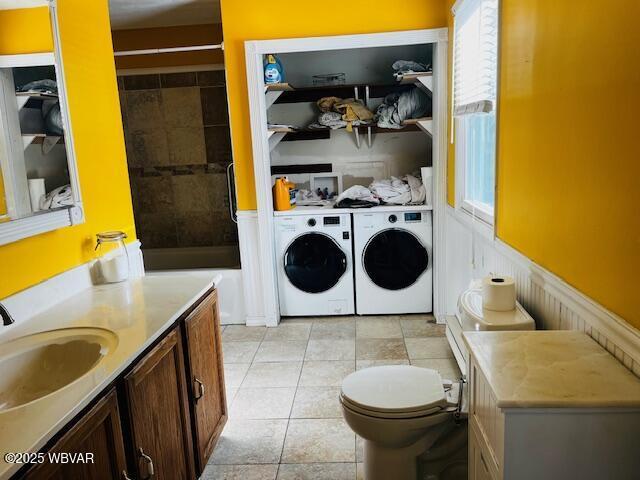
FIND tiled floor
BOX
[201,315,459,480]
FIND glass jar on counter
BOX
[95,231,129,283]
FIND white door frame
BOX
[244,28,449,326]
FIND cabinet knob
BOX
[194,377,206,400]
[138,447,155,479]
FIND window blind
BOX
[452,0,498,116]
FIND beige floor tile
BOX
[299,361,355,387]
[290,387,342,419]
[276,463,356,480]
[279,317,316,324]
[310,318,356,340]
[201,464,278,480]
[223,341,260,363]
[356,318,403,339]
[254,341,307,362]
[305,339,355,361]
[356,359,410,370]
[264,323,312,341]
[282,419,355,463]
[224,363,251,388]
[243,362,303,388]
[356,338,408,360]
[223,325,267,342]
[410,358,462,380]
[210,419,288,464]
[399,319,445,338]
[356,435,364,462]
[230,387,296,419]
[405,337,454,360]
[356,462,364,480]
[226,387,238,409]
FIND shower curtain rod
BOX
[114,43,223,57]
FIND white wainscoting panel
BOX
[444,208,640,377]
[237,210,267,326]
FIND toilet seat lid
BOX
[341,366,447,414]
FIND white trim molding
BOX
[244,28,449,326]
[443,207,640,377]
[237,210,271,326]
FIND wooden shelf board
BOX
[268,126,296,133]
[265,83,294,92]
[15,91,58,99]
[401,117,432,125]
[396,72,433,85]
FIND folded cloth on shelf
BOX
[314,97,374,132]
[404,173,426,204]
[40,184,73,210]
[296,189,332,206]
[376,87,431,129]
[369,177,412,205]
[317,96,343,112]
[335,185,380,208]
[18,79,58,94]
[316,111,347,129]
[392,60,432,77]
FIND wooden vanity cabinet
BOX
[17,288,226,480]
[182,290,227,473]
[123,327,196,480]
[24,389,129,480]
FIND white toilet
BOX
[340,286,536,480]
[340,366,466,480]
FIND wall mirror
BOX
[0,1,83,246]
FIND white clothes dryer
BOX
[353,209,432,315]
[275,213,355,316]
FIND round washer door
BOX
[284,232,347,293]
[363,229,429,290]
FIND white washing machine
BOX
[353,210,432,315]
[275,213,355,316]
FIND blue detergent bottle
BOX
[264,54,284,84]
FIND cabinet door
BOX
[124,327,195,480]
[469,423,497,480]
[24,388,129,480]
[183,290,227,471]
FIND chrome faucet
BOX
[0,303,14,326]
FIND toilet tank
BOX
[445,288,536,379]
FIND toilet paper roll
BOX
[28,178,46,212]
[482,275,516,311]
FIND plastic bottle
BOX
[264,54,284,84]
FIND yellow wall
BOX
[0,2,135,299]
[219,0,447,210]
[447,0,640,327]
[111,24,224,70]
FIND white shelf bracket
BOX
[268,131,286,151]
[416,76,433,95]
[265,89,283,109]
[417,119,433,136]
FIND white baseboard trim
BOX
[2,240,144,325]
[245,315,266,327]
[444,208,640,377]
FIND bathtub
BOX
[143,246,245,325]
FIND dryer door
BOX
[362,228,429,290]
[284,232,348,293]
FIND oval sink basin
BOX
[0,327,118,412]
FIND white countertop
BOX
[0,273,215,479]
[273,203,433,216]
[463,330,640,409]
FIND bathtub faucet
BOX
[0,303,14,326]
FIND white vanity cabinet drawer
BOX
[469,420,498,480]
[468,358,504,477]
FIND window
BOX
[452,0,499,225]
